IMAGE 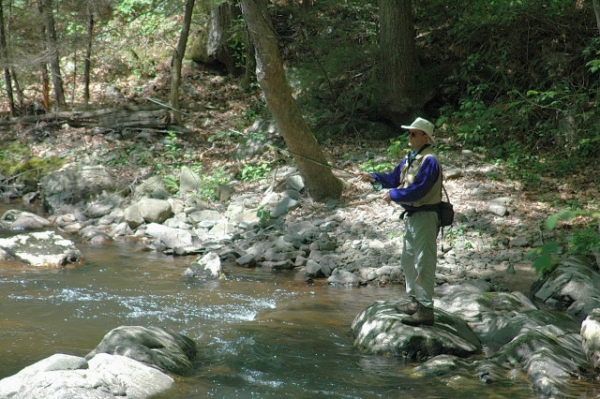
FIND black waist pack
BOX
[438,201,454,227]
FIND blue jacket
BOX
[371,151,441,211]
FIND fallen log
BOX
[0,104,173,131]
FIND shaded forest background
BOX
[0,0,599,259]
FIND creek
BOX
[0,205,538,398]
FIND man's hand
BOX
[382,191,392,203]
[358,172,374,183]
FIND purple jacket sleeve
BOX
[371,156,440,203]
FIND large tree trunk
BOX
[240,0,343,201]
[170,0,195,126]
[0,0,15,116]
[40,0,66,108]
[187,1,243,76]
[378,0,425,125]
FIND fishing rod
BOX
[273,146,360,177]
[228,130,361,178]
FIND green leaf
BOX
[545,210,576,230]
[532,253,553,274]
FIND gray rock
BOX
[137,198,172,223]
[327,268,360,286]
[0,352,174,399]
[183,251,224,280]
[488,203,508,216]
[86,326,196,376]
[0,231,81,267]
[133,175,165,199]
[180,166,201,193]
[188,209,222,224]
[145,223,193,249]
[208,222,237,238]
[494,325,588,398]
[40,165,115,212]
[3,211,52,231]
[123,204,145,228]
[530,257,600,320]
[236,253,257,268]
[509,237,530,247]
[351,300,482,360]
[581,309,600,369]
[270,196,299,218]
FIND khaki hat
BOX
[401,117,435,144]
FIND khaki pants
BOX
[401,211,439,308]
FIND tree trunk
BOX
[170,0,195,126]
[593,0,600,37]
[210,1,243,76]
[0,0,15,116]
[240,0,343,201]
[11,68,24,109]
[83,10,94,105]
[187,1,243,76]
[41,0,66,108]
[378,0,424,125]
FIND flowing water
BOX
[0,204,580,398]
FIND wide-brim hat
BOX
[401,117,435,144]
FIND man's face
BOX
[408,129,429,148]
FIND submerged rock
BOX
[0,230,81,267]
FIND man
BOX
[359,117,442,326]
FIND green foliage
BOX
[229,15,248,70]
[256,205,271,223]
[387,137,409,158]
[163,131,182,163]
[199,166,230,201]
[241,163,271,182]
[431,0,600,180]
[163,173,179,194]
[570,227,600,256]
[525,242,560,274]
[0,143,64,191]
[358,159,393,174]
[528,208,600,274]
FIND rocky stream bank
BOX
[1,126,600,398]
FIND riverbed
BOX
[0,231,545,399]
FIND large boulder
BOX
[39,164,115,213]
[85,326,197,376]
[530,257,600,321]
[351,300,482,360]
[491,324,589,398]
[0,230,81,267]
[0,353,174,399]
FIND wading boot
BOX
[401,303,434,326]
[394,296,419,315]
